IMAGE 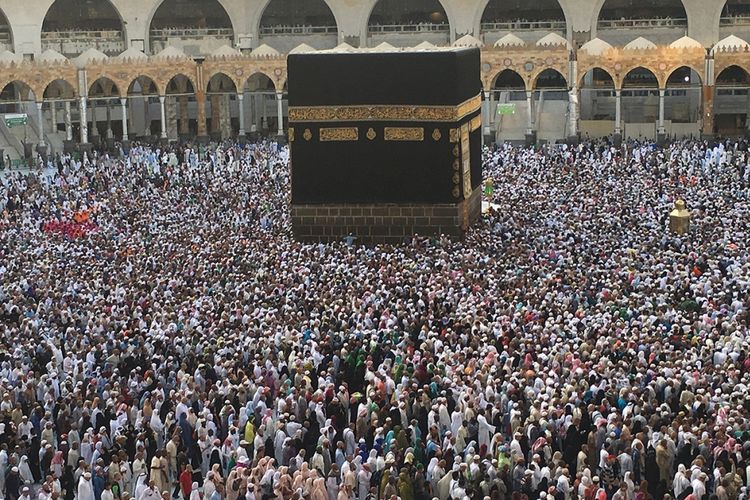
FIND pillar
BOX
[702,84,714,137]
[64,101,72,141]
[260,94,266,131]
[159,95,167,139]
[50,101,57,134]
[143,95,150,136]
[105,100,113,138]
[80,97,88,144]
[196,90,208,140]
[614,90,622,135]
[210,95,220,133]
[36,101,45,147]
[482,90,491,142]
[178,96,189,135]
[657,88,666,144]
[120,98,129,140]
[90,100,98,138]
[276,92,284,137]
[525,90,535,146]
[237,92,246,136]
[567,86,579,143]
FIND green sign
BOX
[497,104,516,115]
[4,113,28,128]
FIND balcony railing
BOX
[41,30,125,56]
[150,28,233,39]
[720,16,750,27]
[368,23,449,34]
[598,18,687,29]
[259,25,337,35]
[481,20,566,31]
[42,30,123,41]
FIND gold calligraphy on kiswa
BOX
[383,127,424,141]
[319,127,359,142]
[288,95,481,124]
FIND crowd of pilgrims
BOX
[0,137,749,500]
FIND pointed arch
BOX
[244,72,277,92]
[148,0,234,54]
[367,0,449,30]
[89,77,121,98]
[480,0,566,31]
[127,75,160,96]
[41,0,126,56]
[0,6,13,50]
[492,69,526,90]
[621,67,659,89]
[165,74,196,95]
[596,0,687,31]
[533,68,567,90]
[578,67,615,89]
[715,65,750,86]
[206,72,238,94]
[259,0,338,31]
[43,79,76,100]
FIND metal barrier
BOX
[367,23,449,33]
[259,25,337,35]
[598,18,687,29]
[481,20,566,31]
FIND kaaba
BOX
[288,47,483,244]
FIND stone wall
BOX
[291,187,482,244]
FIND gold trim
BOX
[288,95,482,123]
[366,127,376,140]
[432,128,442,141]
[469,115,482,132]
[384,127,424,141]
[303,129,312,141]
[288,128,295,142]
[320,127,359,142]
[460,123,472,200]
[449,128,460,143]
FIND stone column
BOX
[568,86,579,142]
[36,101,46,147]
[143,95,150,136]
[120,98,129,139]
[702,84,714,137]
[90,99,98,138]
[178,96,189,135]
[167,96,178,141]
[482,90,491,141]
[250,94,258,133]
[525,90,535,146]
[276,91,284,136]
[159,95,167,139]
[80,97,88,144]
[196,90,208,140]
[105,100,113,138]
[614,90,622,135]
[64,101,73,141]
[237,92,246,136]
[50,101,57,134]
[260,94,266,131]
[210,95,220,134]
[220,95,231,138]
[658,88,666,144]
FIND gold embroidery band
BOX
[384,127,424,141]
[319,127,359,142]
[288,94,481,123]
[288,128,295,142]
[469,115,482,132]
